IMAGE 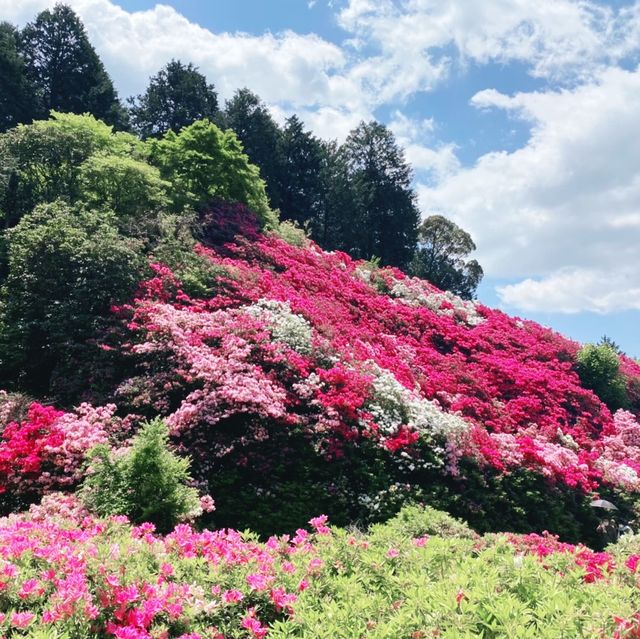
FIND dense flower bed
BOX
[109,206,640,496]
[0,503,639,639]
[2,204,640,531]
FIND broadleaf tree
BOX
[409,214,483,299]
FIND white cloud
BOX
[4,0,640,315]
[497,269,640,314]
[421,65,640,313]
[0,0,350,109]
[388,111,460,181]
[338,0,640,94]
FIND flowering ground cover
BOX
[0,502,640,639]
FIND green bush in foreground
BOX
[80,418,202,533]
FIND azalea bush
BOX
[98,203,640,538]
[0,505,640,638]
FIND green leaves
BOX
[576,342,630,411]
[149,119,277,228]
[81,418,202,533]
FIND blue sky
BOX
[4,0,640,356]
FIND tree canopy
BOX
[149,119,277,228]
[223,88,284,211]
[409,215,483,299]
[0,22,38,132]
[19,4,126,127]
[128,60,219,138]
[342,121,419,269]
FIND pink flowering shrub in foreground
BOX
[0,504,639,638]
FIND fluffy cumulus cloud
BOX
[421,65,640,313]
[498,269,640,314]
[0,0,349,111]
[338,0,640,87]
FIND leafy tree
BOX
[0,201,144,396]
[78,153,170,232]
[0,111,140,228]
[19,4,126,127]
[128,60,219,138]
[0,22,38,132]
[277,115,325,234]
[576,343,629,412]
[409,215,484,299]
[223,88,284,210]
[342,121,419,269]
[81,418,202,533]
[149,119,277,228]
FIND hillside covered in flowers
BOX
[3,197,640,543]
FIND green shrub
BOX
[274,220,309,247]
[576,343,629,411]
[370,503,477,540]
[0,201,144,397]
[80,418,202,533]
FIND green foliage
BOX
[270,529,639,639]
[223,88,284,210]
[151,212,231,298]
[409,214,484,300]
[576,342,629,411]
[19,4,126,127]
[342,121,419,269]
[149,119,277,228]
[78,153,170,230]
[0,201,144,396]
[277,115,326,232]
[81,418,201,533]
[370,503,477,541]
[128,59,219,138]
[274,219,310,248]
[0,22,38,132]
[0,111,140,227]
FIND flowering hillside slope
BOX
[2,202,640,540]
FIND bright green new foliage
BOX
[78,153,170,229]
[576,342,629,411]
[0,111,141,226]
[149,119,278,228]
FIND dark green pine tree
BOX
[341,121,419,269]
[128,60,219,138]
[222,88,284,211]
[0,22,38,132]
[19,4,127,127]
[315,139,358,251]
[277,115,326,234]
